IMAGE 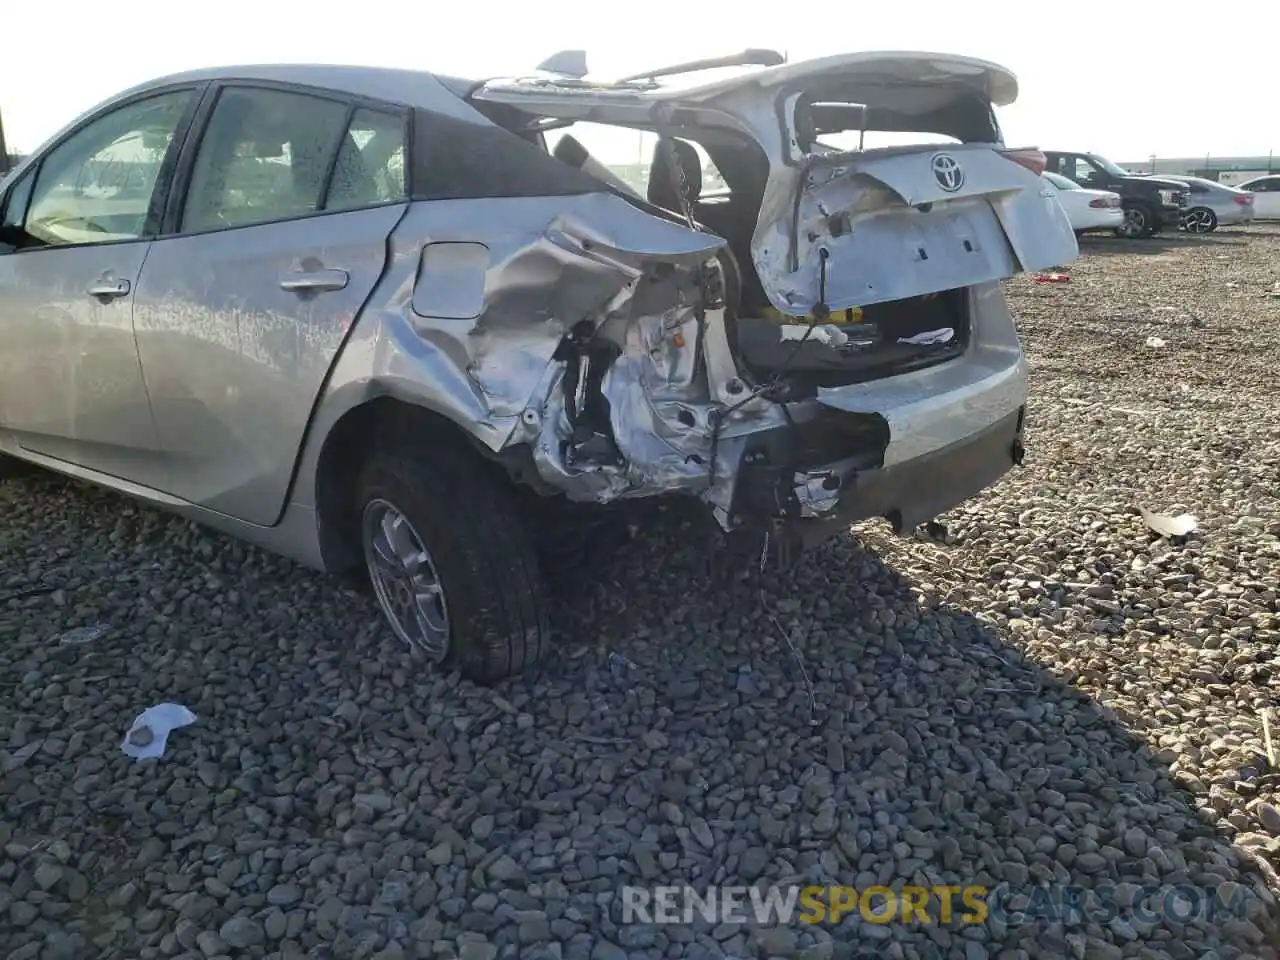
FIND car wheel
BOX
[530,496,635,591]
[1181,207,1217,234]
[354,445,550,683]
[1114,204,1151,239]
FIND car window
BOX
[326,108,408,211]
[183,87,349,231]
[18,91,191,247]
[1072,157,1103,185]
[543,122,729,196]
[816,131,962,152]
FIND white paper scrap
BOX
[779,324,849,348]
[898,327,955,346]
[121,703,198,761]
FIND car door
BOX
[0,88,199,485]
[133,83,409,525]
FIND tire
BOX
[529,496,634,591]
[1114,203,1152,239]
[354,444,550,684]
[1181,207,1217,234]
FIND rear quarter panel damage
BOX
[301,191,772,513]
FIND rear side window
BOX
[182,87,349,231]
[326,108,407,211]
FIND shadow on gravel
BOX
[531,508,1280,956]
[3,476,1279,959]
[1078,233,1250,257]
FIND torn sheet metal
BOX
[121,703,197,761]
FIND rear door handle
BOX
[86,279,131,300]
[279,268,349,293]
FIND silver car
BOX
[1167,176,1256,233]
[0,52,1077,681]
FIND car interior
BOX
[539,114,973,390]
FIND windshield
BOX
[1088,153,1131,177]
[1043,172,1078,190]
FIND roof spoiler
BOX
[617,49,786,84]
[532,48,788,85]
[535,50,590,79]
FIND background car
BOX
[1162,176,1254,233]
[1236,175,1280,219]
[1041,171,1123,233]
[1043,150,1188,238]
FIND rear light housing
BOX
[1089,196,1122,209]
[1000,147,1047,177]
[1235,194,1254,205]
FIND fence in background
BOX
[1117,153,1277,184]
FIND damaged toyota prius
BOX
[0,50,1076,681]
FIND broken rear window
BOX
[542,122,729,196]
[793,87,1002,153]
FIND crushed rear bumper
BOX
[779,405,1025,549]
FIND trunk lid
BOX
[755,143,1078,316]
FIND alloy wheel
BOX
[1119,207,1147,238]
[1182,209,1215,234]
[361,498,450,661]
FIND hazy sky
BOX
[4,0,1275,164]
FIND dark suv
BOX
[1043,150,1188,238]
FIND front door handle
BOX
[279,268,349,294]
[87,278,131,300]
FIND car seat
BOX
[648,138,703,212]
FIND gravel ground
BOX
[3,224,1280,960]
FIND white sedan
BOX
[1236,175,1280,219]
[1042,172,1123,232]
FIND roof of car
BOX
[479,51,1019,107]
[136,52,1020,110]
[117,63,476,114]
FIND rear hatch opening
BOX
[468,50,1075,397]
[731,286,971,392]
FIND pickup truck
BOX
[1042,150,1188,238]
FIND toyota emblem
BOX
[931,153,964,192]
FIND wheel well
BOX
[314,397,518,572]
